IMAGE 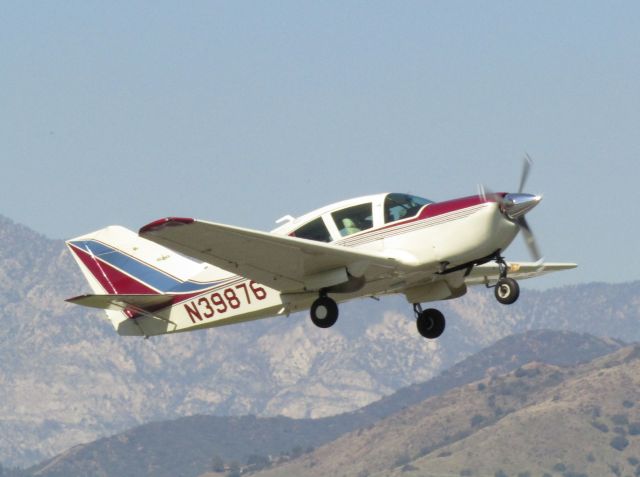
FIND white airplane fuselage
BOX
[67,193,519,337]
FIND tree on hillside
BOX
[611,414,629,426]
[211,454,225,472]
[227,461,240,477]
[471,414,486,427]
[290,445,304,458]
[610,435,630,451]
[246,454,269,471]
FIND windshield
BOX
[384,193,433,223]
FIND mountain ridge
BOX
[0,214,638,467]
[253,344,640,477]
[25,330,622,477]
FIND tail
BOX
[66,225,207,335]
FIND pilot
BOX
[341,218,361,236]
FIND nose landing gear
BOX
[414,303,446,339]
[494,277,520,304]
[491,257,521,305]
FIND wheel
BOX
[310,296,338,328]
[494,277,520,305]
[416,308,446,339]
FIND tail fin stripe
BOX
[72,240,176,292]
[69,240,229,294]
[83,242,118,294]
[69,242,157,294]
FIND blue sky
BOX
[1,1,638,288]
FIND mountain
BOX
[253,344,640,477]
[0,214,639,467]
[24,330,622,477]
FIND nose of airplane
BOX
[501,193,542,220]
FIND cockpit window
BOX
[384,193,432,223]
[291,217,332,242]
[332,203,373,237]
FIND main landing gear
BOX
[414,303,446,339]
[310,293,339,328]
[309,256,521,338]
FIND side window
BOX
[291,217,332,242]
[332,203,374,237]
[384,194,431,223]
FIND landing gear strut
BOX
[491,257,520,305]
[310,293,338,328]
[414,303,446,339]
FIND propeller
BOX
[516,215,542,262]
[479,155,543,262]
[518,153,533,193]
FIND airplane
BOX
[66,159,576,339]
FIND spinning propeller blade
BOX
[480,154,543,262]
[518,154,533,193]
[516,216,543,262]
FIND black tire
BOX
[310,296,339,328]
[494,277,520,305]
[416,308,446,339]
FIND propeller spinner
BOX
[482,155,544,262]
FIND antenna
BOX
[275,215,295,225]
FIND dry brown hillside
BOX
[252,346,640,477]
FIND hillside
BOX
[25,330,621,477]
[253,345,640,477]
[0,214,638,467]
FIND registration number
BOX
[183,281,267,323]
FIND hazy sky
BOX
[2,2,639,288]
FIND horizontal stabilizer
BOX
[66,294,173,312]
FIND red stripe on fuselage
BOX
[421,195,497,219]
[373,195,498,234]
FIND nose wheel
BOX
[494,277,520,304]
[414,304,446,339]
[490,257,521,305]
[310,294,339,328]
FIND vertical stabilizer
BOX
[66,225,205,335]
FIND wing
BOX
[465,262,577,285]
[139,218,400,292]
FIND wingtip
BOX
[66,294,89,304]
[139,217,195,235]
[545,262,578,270]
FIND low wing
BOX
[465,262,577,286]
[66,294,173,312]
[139,218,400,292]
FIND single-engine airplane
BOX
[66,159,576,339]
